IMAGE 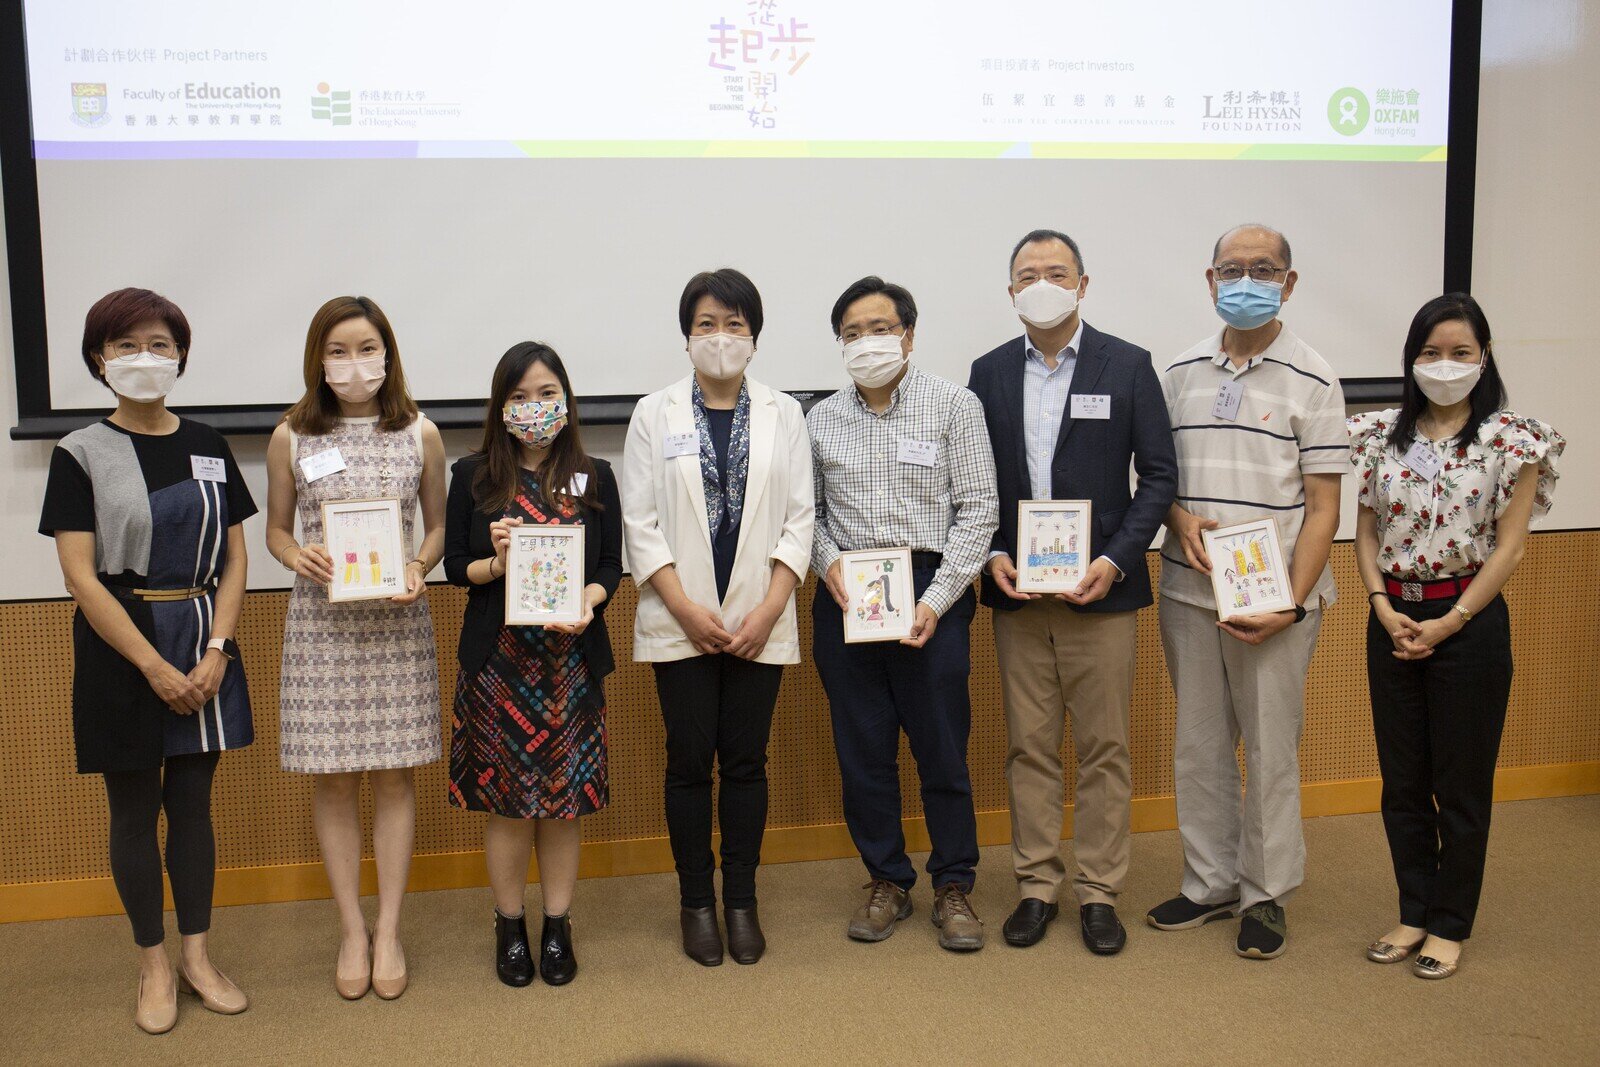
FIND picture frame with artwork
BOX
[322,498,407,603]
[504,524,586,626]
[840,547,916,644]
[1201,517,1296,620]
[1015,499,1093,594]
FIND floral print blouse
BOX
[1348,408,1563,581]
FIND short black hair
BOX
[830,276,918,336]
[1212,224,1292,269]
[678,268,764,341]
[1009,229,1084,277]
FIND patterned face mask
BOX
[503,399,568,447]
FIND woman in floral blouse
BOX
[1348,293,1562,981]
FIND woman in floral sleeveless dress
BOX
[265,296,445,1002]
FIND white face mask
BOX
[687,332,753,380]
[1012,279,1080,329]
[323,353,387,403]
[842,333,907,389]
[102,352,180,401]
[1412,359,1483,407]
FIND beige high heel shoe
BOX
[177,966,249,1015]
[370,937,408,1001]
[135,971,178,1035]
[335,935,372,1000]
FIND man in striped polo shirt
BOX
[1147,224,1348,960]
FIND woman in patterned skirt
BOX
[444,342,622,987]
[41,288,255,1034]
[265,296,445,1001]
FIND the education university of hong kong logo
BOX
[70,82,110,127]
[310,82,351,125]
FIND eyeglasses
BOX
[1213,263,1289,283]
[838,321,905,345]
[104,338,178,359]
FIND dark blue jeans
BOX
[812,566,979,891]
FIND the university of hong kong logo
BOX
[310,82,351,125]
[1327,87,1370,136]
[70,82,110,127]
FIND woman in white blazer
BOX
[622,268,813,968]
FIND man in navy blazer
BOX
[966,229,1176,956]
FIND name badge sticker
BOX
[1403,440,1443,480]
[896,439,939,468]
[190,455,226,483]
[298,447,347,483]
[1212,381,1245,422]
[568,472,590,496]
[664,430,699,459]
[1070,394,1111,420]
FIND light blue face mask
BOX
[1214,276,1284,330]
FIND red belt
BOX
[1383,574,1474,603]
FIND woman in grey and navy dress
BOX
[39,289,255,1035]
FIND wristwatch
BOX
[206,637,239,661]
[1291,604,1308,624]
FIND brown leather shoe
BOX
[847,880,912,942]
[723,905,766,964]
[932,884,984,952]
[680,906,724,966]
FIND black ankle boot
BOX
[724,904,766,964]
[495,908,535,987]
[539,912,577,986]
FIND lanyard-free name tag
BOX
[896,439,938,467]
[664,430,698,459]
[190,455,226,483]
[1403,440,1443,479]
[1070,394,1111,420]
[568,472,589,495]
[299,447,347,483]
[1212,380,1244,422]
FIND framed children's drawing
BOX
[840,547,915,644]
[1015,499,1093,594]
[505,524,586,626]
[322,498,407,603]
[1201,517,1296,619]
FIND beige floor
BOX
[2,795,1597,1066]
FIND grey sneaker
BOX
[1236,902,1287,959]
[932,884,985,952]
[848,880,912,942]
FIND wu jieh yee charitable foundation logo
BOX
[70,82,110,127]
[311,82,351,125]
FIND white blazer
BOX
[622,374,814,664]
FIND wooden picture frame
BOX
[1202,517,1296,619]
[1015,499,1093,594]
[505,524,586,626]
[840,547,915,643]
[322,498,407,603]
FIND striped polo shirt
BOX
[1158,325,1349,610]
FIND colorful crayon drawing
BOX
[850,556,905,633]
[515,538,572,617]
[1022,507,1085,588]
[329,506,400,594]
[1215,531,1282,610]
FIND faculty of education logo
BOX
[69,82,110,127]
[1327,87,1370,136]
[310,82,351,125]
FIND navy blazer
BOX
[443,454,623,680]
[967,322,1177,614]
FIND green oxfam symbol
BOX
[1327,87,1369,136]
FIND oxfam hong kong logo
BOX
[1327,87,1369,136]
[311,82,351,125]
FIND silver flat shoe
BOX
[1413,954,1460,979]
[1366,939,1422,964]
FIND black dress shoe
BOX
[495,908,535,987]
[1080,903,1127,955]
[680,906,724,966]
[539,912,577,986]
[1002,898,1059,947]
[724,905,766,964]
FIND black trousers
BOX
[1366,593,1512,941]
[653,654,783,909]
[102,750,222,948]
[812,566,979,892]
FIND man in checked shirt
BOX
[808,276,998,952]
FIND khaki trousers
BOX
[994,600,1137,906]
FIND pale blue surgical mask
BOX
[1214,276,1284,330]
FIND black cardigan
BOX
[443,453,623,680]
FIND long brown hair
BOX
[472,342,600,515]
[283,296,420,434]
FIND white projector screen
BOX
[16,0,1454,419]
